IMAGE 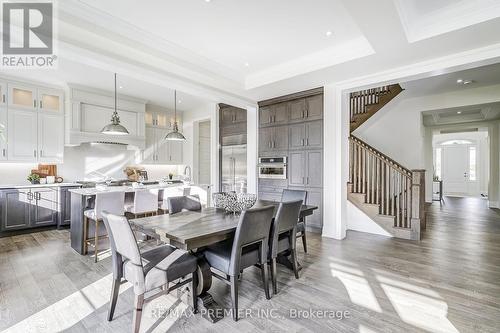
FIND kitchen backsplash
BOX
[0,144,184,184]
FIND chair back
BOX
[167,195,202,215]
[102,212,142,266]
[281,189,307,204]
[270,200,303,258]
[229,205,274,275]
[133,189,159,214]
[94,191,125,220]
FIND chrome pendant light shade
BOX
[165,90,186,141]
[101,73,129,135]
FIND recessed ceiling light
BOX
[326,31,333,37]
[456,79,463,83]
[178,100,182,104]
[457,111,462,114]
[205,0,211,2]
[244,62,250,67]
[462,80,473,85]
[119,86,123,89]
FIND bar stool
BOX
[159,187,191,212]
[84,191,125,262]
[125,189,159,218]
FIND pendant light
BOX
[101,73,129,135]
[165,90,186,141]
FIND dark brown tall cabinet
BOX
[258,88,324,231]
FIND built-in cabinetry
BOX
[258,88,324,231]
[0,185,79,232]
[0,79,65,163]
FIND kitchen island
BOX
[69,182,212,254]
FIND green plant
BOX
[27,173,41,184]
[168,173,174,179]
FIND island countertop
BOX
[0,182,82,190]
[68,182,211,196]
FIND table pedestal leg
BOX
[194,254,224,323]
[276,252,302,271]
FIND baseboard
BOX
[488,201,499,209]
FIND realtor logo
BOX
[2,1,57,68]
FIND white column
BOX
[322,84,348,240]
[211,103,220,192]
[489,122,500,208]
[246,106,258,194]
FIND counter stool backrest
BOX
[94,192,126,220]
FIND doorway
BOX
[197,120,211,184]
[434,131,489,197]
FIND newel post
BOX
[410,170,426,240]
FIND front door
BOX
[442,145,477,196]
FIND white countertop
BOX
[0,183,82,190]
[69,183,211,196]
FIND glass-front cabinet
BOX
[0,81,6,106]
[38,89,63,113]
[9,83,36,111]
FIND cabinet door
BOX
[305,190,323,229]
[273,126,289,151]
[0,81,7,106]
[273,103,288,125]
[0,108,7,160]
[156,128,170,163]
[306,150,323,188]
[306,120,323,148]
[259,127,273,152]
[59,188,72,227]
[38,89,63,113]
[32,188,57,227]
[8,83,37,111]
[233,108,246,123]
[221,108,235,126]
[289,123,305,149]
[288,151,305,186]
[8,109,38,161]
[289,99,306,121]
[143,127,157,163]
[1,190,31,231]
[168,141,183,164]
[306,95,323,120]
[38,114,64,163]
[259,106,272,126]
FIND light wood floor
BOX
[1,197,499,332]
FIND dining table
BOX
[129,200,317,322]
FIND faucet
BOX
[184,166,192,183]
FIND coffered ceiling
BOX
[2,0,500,108]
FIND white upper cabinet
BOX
[142,126,183,165]
[0,107,7,160]
[38,113,64,163]
[38,88,63,113]
[168,141,183,164]
[0,81,7,106]
[8,83,37,111]
[8,109,38,161]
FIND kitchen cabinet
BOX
[59,187,75,227]
[8,83,37,111]
[259,102,287,126]
[38,88,63,114]
[38,113,64,163]
[288,95,323,123]
[289,120,323,150]
[0,107,7,161]
[0,187,57,232]
[145,110,169,128]
[287,187,323,230]
[221,106,246,126]
[289,99,306,122]
[288,150,323,188]
[8,109,38,161]
[143,127,183,165]
[259,126,288,152]
[0,81,6,106]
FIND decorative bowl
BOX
[212,192,257,213]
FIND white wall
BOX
[347,201,392,237]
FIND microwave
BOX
[258,157,287,179]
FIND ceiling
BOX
[2,0,500,108]
[401,62,500,97]
[422,102,500,126]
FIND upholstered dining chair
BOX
[201,205,275,321]
[268,200,303,294]
[281,189,308,252]
[101,212,198,333]
[167,195,202,215]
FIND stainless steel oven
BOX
[258,157,287,179]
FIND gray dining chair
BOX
[167,195,202,215]
[281,189,308,253]
[268,200,303,294]
[101,212,198,333]
[201,205,275,321]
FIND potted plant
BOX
[27,173,41,184]
[168,173,174,180]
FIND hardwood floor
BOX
[1,196,499,332]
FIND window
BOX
[469,147,476,181]
[440,139,473,145]
[435,148,442,180]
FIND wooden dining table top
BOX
[129,200,317,251]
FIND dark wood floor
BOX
[1,196,499,332]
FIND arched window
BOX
[440,139,473,145]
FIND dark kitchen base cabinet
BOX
[0,186,79,235]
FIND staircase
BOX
[348,85,425,240]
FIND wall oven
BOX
[258,157,287,179]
